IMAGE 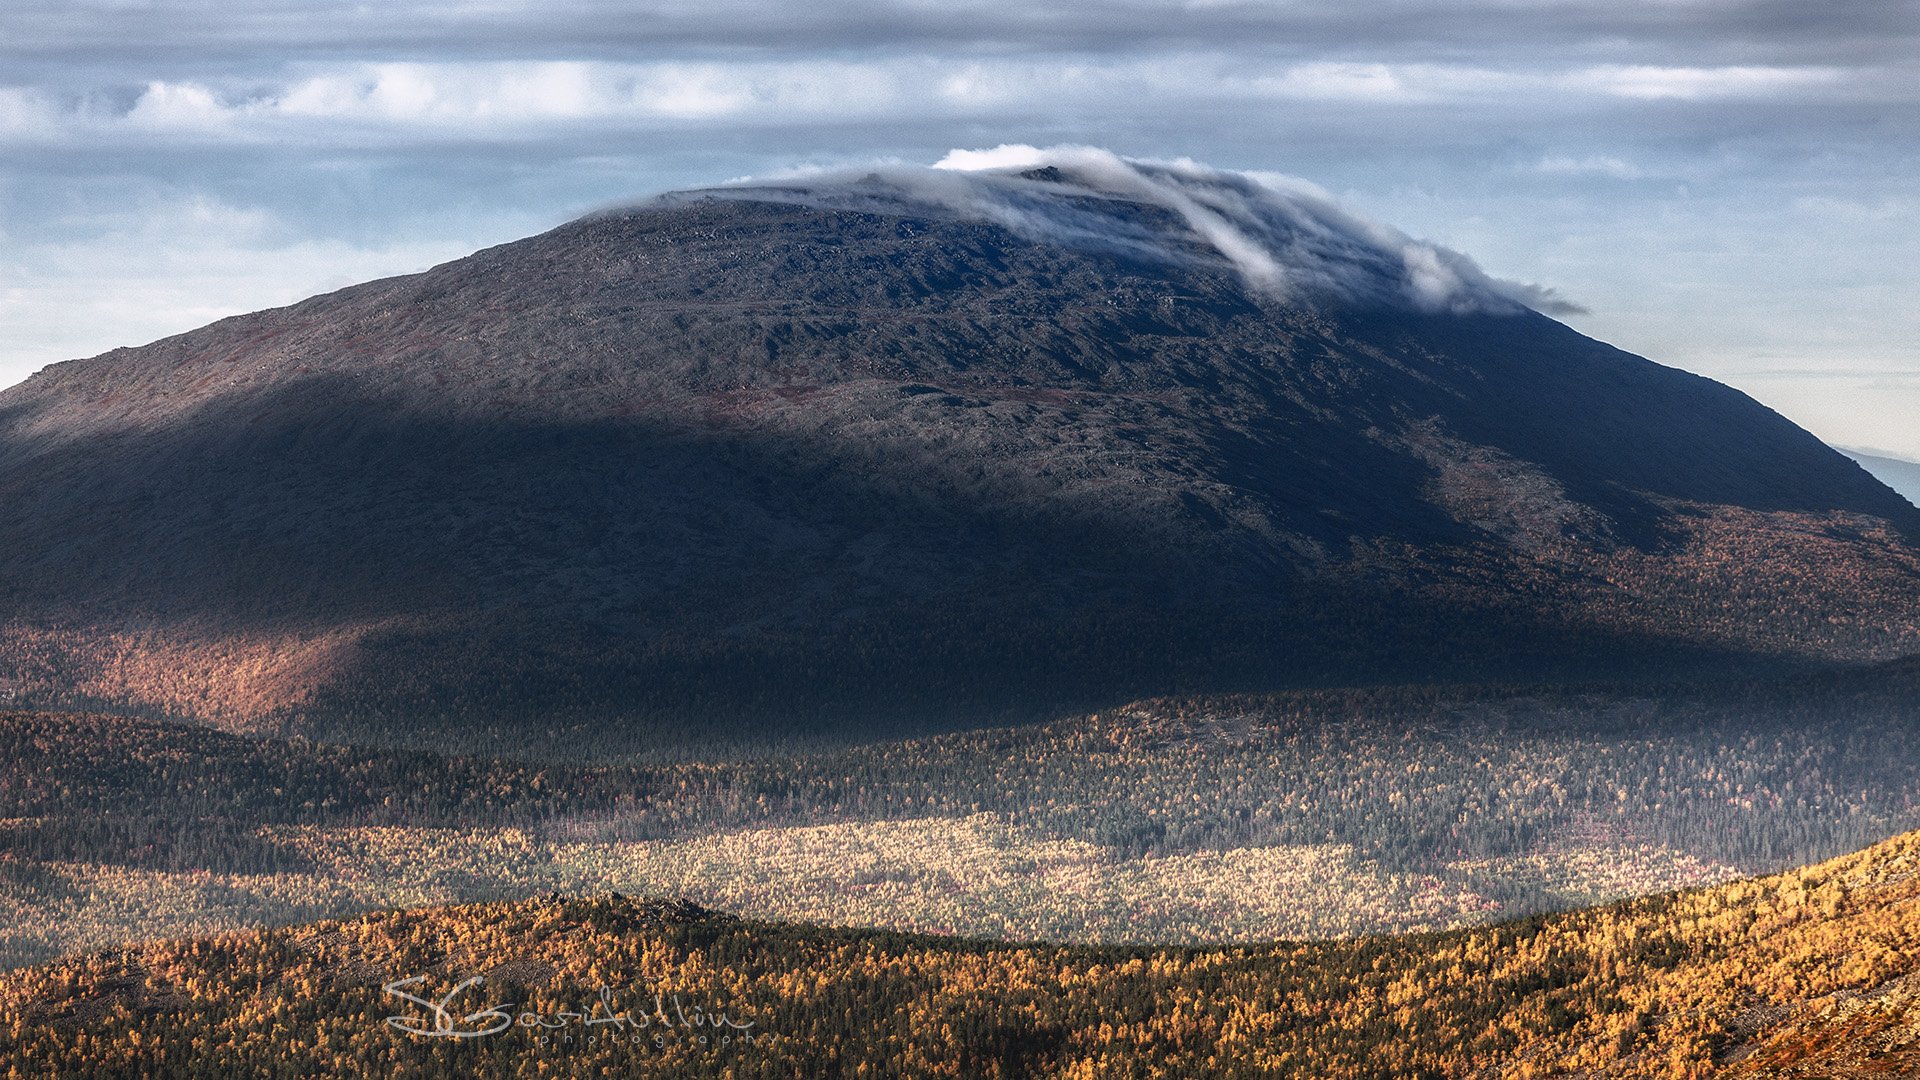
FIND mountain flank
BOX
[1,152,1916,747]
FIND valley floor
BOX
[4,668,1920,970]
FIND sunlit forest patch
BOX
[0,811,1780,968]
[3,662,1918,970]
[293,816,1524,941]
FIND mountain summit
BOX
[2,149,1915,748]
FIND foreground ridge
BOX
[4,829,1918,1078]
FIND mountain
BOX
[1843,449,1920,508]
[6,827,1920,1077]
[1,149,1916,748]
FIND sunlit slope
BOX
[3,827,1919,1076]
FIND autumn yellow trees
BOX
[2,828,1918,1077]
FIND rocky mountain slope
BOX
[1,151,1915,747]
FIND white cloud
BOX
[2,56,1901,150]
[1247,62,1408,101]
[1791,195,1916,224]
[279,63,591,122]
[931,144,1050,170]
[1536,154,1644,179]
[125,80,232,130]
[630,66,758,120]
[99,60,924,133]
[0,88,59,138]
[1570,64,1842,100]
[740,144,1581,314]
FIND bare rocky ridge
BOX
[0,177,1915,749]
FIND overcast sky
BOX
[4,1,1917,457]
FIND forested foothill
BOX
[5,659,1918,970]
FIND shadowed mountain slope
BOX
[0,155,1915,748]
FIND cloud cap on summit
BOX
[669,145,1585,317]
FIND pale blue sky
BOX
[4,0,1917,456]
